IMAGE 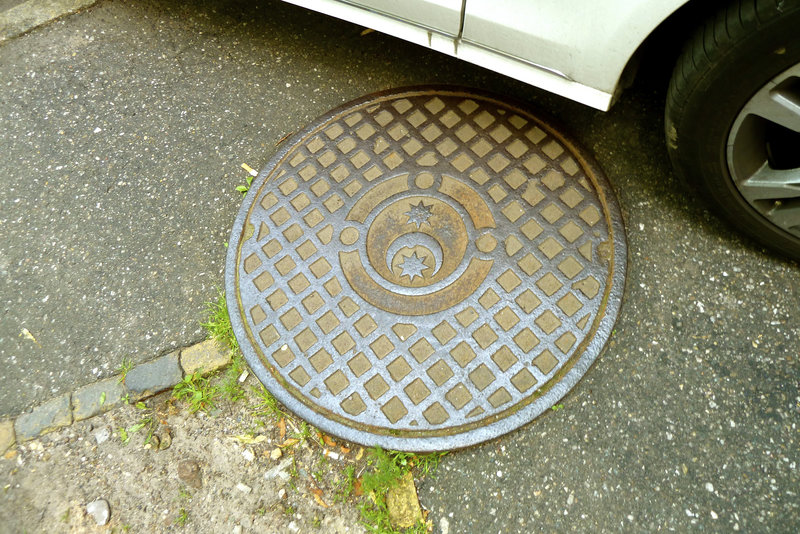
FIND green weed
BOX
[361,447,410,497]
[116,357,134,383]
[200,289,238,352]
[358,447,446,533]
[252,385,284,421]
[175,508,188,526]
[172,372,218,413]
[291,421,314,444]
[221,352,246,402]
[334,465,357,503]
[119,415,155,446]
[236,174,254,196]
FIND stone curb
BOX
[1,339,232,450]
[0,0,98,42]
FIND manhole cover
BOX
[226,87,626,451]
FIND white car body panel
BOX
[344,0,463,35]
[462,0,690,96]
[281,0,690,111]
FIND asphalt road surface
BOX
[1,0,797,531]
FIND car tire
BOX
[665,0,800,261]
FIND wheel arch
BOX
[613,0,728,103]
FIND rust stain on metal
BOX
[227,87,626,451]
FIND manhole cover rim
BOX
[225,86,626,452]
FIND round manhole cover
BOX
[226,87,626,451]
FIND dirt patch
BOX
[1,382,375,533]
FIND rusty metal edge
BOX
[225,85,627,452]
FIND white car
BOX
[282,0,800,261]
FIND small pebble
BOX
[93,427,111,445]
[158,431,172,450]
[242,449,255,462]
[270,448,282,460]
[178,460,203,489]
[86,499,110,526]
[278,488,287,499]
[236,482,252,494]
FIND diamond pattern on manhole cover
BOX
[226,87,626,451]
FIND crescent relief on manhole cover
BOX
[226,87,626,451]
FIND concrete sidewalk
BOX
[1,0,798,532]
[0,0,96,41]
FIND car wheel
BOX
[665,0,800,260]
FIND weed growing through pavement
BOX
[175,508,188,526]
[172,372,218,413]
[118,412,156,446]
[220,352,246,402]
[291,421,314,445]
[251,385,284,422]
[201,289,249,402]
[288,457,300,491]
[200,289,238,352]
[116,357,134,383]
[358,447,446,534]
[236,174,254,196]
[334,465,357,504]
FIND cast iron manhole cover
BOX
[226,87,626,451]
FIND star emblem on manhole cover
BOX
[397,251,428,281]
[404,200,433,228]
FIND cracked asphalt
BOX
[1,0,798,531]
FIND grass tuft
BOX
[251,385,285,421]
[358,447,445,533]
[200,289,238,352]
[220,352,247,402]
[173,372,218,413]
[116,357,134,383]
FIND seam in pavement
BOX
[0,339,233,455]
[0,0,98,42]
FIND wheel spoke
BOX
[745,82,800,133]
[766,203,800,231]
[738,162,800,202]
